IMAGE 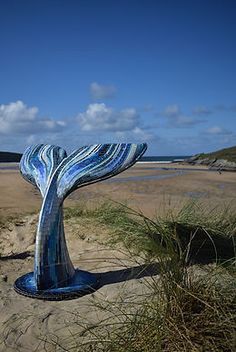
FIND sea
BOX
[0,155,191,170]
[139,156,190,163]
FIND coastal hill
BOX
[0,151,22,163]
[185,145,236,171]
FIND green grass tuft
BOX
[53,201,236,351]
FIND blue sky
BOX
[0,0,235,155]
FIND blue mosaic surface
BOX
[14,143,147,299]
[14,270,99,300]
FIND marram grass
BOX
[66,199,236,264]
[2,201,235,351]
[60,200,236,352]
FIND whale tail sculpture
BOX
[14,143,147,300]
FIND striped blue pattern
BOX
[20,144,67,196]
[56,143,147,198]
[15,142,147,299]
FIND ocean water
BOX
[0,155,190,170]
[139,155,190,163]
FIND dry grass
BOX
[1,201,235,351]
[63,200,236,352]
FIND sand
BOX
[0,162,235,351]
[0,162,235,218]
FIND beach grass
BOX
[85,265,236,352]
[1,201,235,351]
[59,200,236,351]
[65,200,236,263]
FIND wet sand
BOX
[0,162,235,218]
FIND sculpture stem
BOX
[34,182,75,290]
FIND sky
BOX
[0,0,235,156]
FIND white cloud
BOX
[77,103,139,132]
[0,100,66,135]
[169,115,204,127]
[90,82,116,100]
[76,103,154,143]
[132,127,154,141]
[0,100,153,152]
[163,104,181,117]
[26,135,37,144]
[206,126,232,135]
[160,104,205,128]
[192,106,212,115]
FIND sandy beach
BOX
[0,162,235,218]
[0,162,235,351]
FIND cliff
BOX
[0,152,22,163]
[184,146,236,171]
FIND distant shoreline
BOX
[0,160,234,173]
[0,161,223,174]
[137,161,172,164]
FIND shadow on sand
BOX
[95,262,161,289]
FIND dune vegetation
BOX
[1,200,235,351]
[60,201,236,352]
[198,145,236,163]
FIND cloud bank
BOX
[0,100,154,152]
[0,101,66,135]
[77,103,139,132]
[1,99,234,155]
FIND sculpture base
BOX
[14,270,99,300]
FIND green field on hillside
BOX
[199,145,236,162]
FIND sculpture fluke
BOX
[56,143,147,199]
[14,143,147,299]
